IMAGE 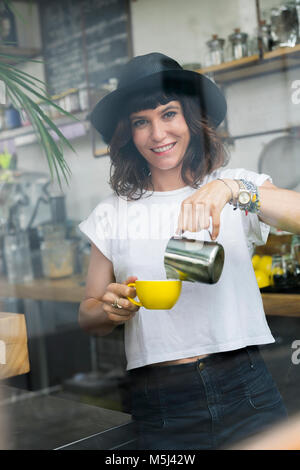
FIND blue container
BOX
[5,106,21,129]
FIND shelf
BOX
[0,272,298,314]
[94,147,109,157]
[261,293,300,317]
[0,274,86,303]
[0,46,42,65]
[0,111,90,149]
[196,44,300,83]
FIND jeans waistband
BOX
[128,346,259,378]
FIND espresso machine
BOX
[0,170,50,283]
[25,179,82,280]
[0,170,82,283]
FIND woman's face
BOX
[130,100,190,174]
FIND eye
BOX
[163,111,176,119]
[132,119,147,128]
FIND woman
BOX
[78,53,300,450]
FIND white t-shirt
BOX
[79,167,274,370]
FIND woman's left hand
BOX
[176,179,236,239]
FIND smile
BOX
[151,143,176,154]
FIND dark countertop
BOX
[0,386,136,450]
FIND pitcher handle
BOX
[174,228,213,240]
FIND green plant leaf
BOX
[0,0,77,188]
[0,56,80,187]
[3,76,72,187]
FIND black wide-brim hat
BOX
[90,52,227,144]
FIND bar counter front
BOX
[0,273,299,450]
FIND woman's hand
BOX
[176,179,238,240]
[100,276,140,326]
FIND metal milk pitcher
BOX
[164,235,225,284]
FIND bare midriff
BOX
[149,354,209,367]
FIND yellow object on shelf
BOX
[254,269,270,288]
[0,150,12,169]
[257,255,273,276]
[252,254,261,270]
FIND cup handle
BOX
[126,282,143,307]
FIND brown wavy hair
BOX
[108,89,229,200]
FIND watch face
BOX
[239,190,251,205]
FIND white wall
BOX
[130,0,300,193]
[225,66,300,186]
[130,0,257,65]
[10,0,300,227]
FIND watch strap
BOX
[233,178,261,214]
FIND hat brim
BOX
[90,69,227,144]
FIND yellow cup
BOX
[127,280,182,310]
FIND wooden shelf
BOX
[94,147,109,158]
[0,273,298,316]
[0,274,86,303]
[261,293,300,318]
[0,46,42,65]
[0,111,90,147]
[196,44,300,83]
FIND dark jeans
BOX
[128,346,288,450]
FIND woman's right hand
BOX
[101,276,140,326]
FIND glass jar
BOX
[58,92,67,113]
[270,4,298,48]
[228,28,248,60]
[50,95,61,119]
[283,254,297,287]
[64,88,80,113]
[80,244,91,277]
[206,34,225,66]
[270,254,285,288]
[271,253,297,289]
[259,20,273,52]
[78,83,95,112]
[291,235,300,263]
[41,238,75,279]
[291,234,300,285]
[39,222,66,240]
[4,230,33,283]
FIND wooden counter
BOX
[0,275,299,316]
[0,274,86,303]
[261,293,300,318]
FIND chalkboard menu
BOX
[39,0,131,95]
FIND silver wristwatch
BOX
[234,179,252,208]
[231,178,261,214]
